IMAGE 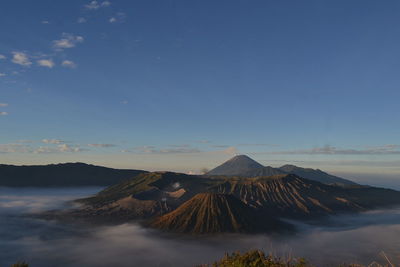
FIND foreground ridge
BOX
[150,192,286,234]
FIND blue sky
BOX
[0,0,399,182]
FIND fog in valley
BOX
[1,187,400,267]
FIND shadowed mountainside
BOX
[53,171,400,233]
[150,192,287,234]
[0,163,146,187]
[206,155,357,186]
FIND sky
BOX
[0,0,399,183]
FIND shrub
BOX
[11,262,29,267]
[210,250,309,267]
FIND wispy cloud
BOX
[77,17,87,23]
[16,140,34,143]
[34,144,85,153]
[0,54,6,60]
[11,52,32,66]
[223,146,239,155]
[53,33,84,50]
[123,145,238,155]
[58,144,84,152]
[41,20,50,24]
[212,145,230,148]
[88,143,115,148]
[85,1,100,9]
[0,142,86,154]
[34,146,56,153]
[0,73,6,77]
[168,144,190,148]
[262,145,400,155]
[61,60,76,68]
[109,12,126,23]
[0,112,8,116]
[101,1,111,7]
[237,143,279,147]
[0,144,29,153]
[42,139,64,144]
[0,103,8,107]
[124,145,200,154]
[85,1,111,10]
[196,140,211,144]
[37,59,55,68]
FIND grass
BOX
[10,262,28,267]
[9,250,396,267]
[197,250,396,267]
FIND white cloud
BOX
[53,33,84,50]
[109,12,126,23]
[41,20,50,24]
[0,54,6,60]
[42,139,64,144]
[58,144,84,152]
[0,103,8,107]
[85,1,111,9]
[88,143,115,148]
[37,59,55,68]
[34,144,85,153]
[77,17,87,23]
[101,1,111,7]
[0,112,8,116]
[61,60,76,68]
[11,52,32,66]
[85,1,100,9]
[222,146,238,155]
[0,73,6,77]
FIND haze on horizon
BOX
[1,1,399,185]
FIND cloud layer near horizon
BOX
[2,188,400,267]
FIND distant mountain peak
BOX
[206,155,264,176]
[206,155,356,186]
[229,154,255,160]
[280,164,297,169]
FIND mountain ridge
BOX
[0,163,147,187]
[206,155,357,186]
[49,170,400,235]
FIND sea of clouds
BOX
[1,187,400,267]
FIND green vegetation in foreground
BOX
[203,250,308,267]
[10,251,395,267]
[199,250,394,267]
[10,262,29,267]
